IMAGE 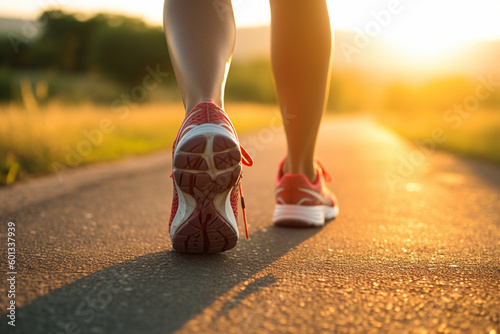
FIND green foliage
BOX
[328,70,370,111]
[0,103,275,185]
[0,33,30,68]
[0,68,13,101]
[378,107,500,165]
[88,21,171,86]
[29,11,107,71]
[380,76,500,112]
[226,59,276,104]
[0,10,174,98]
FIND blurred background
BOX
[0,0,499,185]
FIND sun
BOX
[379,1,500,59]
[327,0,500,61]
[383,26,467,59]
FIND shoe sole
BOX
[171,125,241,253]
[273,204,339,227]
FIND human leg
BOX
[270,0,339,226]
[269,0,332,182]
[164,0,253,253]
[163,0,235,112]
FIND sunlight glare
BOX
[380,1,500,58]
[327,0,500,59]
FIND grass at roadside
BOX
[377,108,500,165]
[0,102,279,185]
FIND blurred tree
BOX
[26,10,107,72]
[226,59,276,103]
[328,70,369,111]
[0,10,174,89]
[0,34,30,68]
[0,68,13,101]
[88,17,173,87]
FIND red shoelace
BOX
[239,146,254,239]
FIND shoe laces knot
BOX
[316,160,332,183]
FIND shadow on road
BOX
[12,226,322,334]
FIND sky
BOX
[2,0,500,56]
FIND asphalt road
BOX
[0,116,499,334]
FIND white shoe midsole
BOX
[272,204,339,226]
[170,124,240,238]
[175,124,237,153]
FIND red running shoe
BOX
[169,102,253,253]
[273,158,339,227]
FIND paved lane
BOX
[1,116,499,333]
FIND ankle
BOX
[282,158,317,183]
[184,98,223,115]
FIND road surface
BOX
[0,116,499,334]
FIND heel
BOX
[171,133,242,253]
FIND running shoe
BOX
[273,158,339,227]
[169,102,253,253]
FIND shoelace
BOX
[239,146,254,239]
